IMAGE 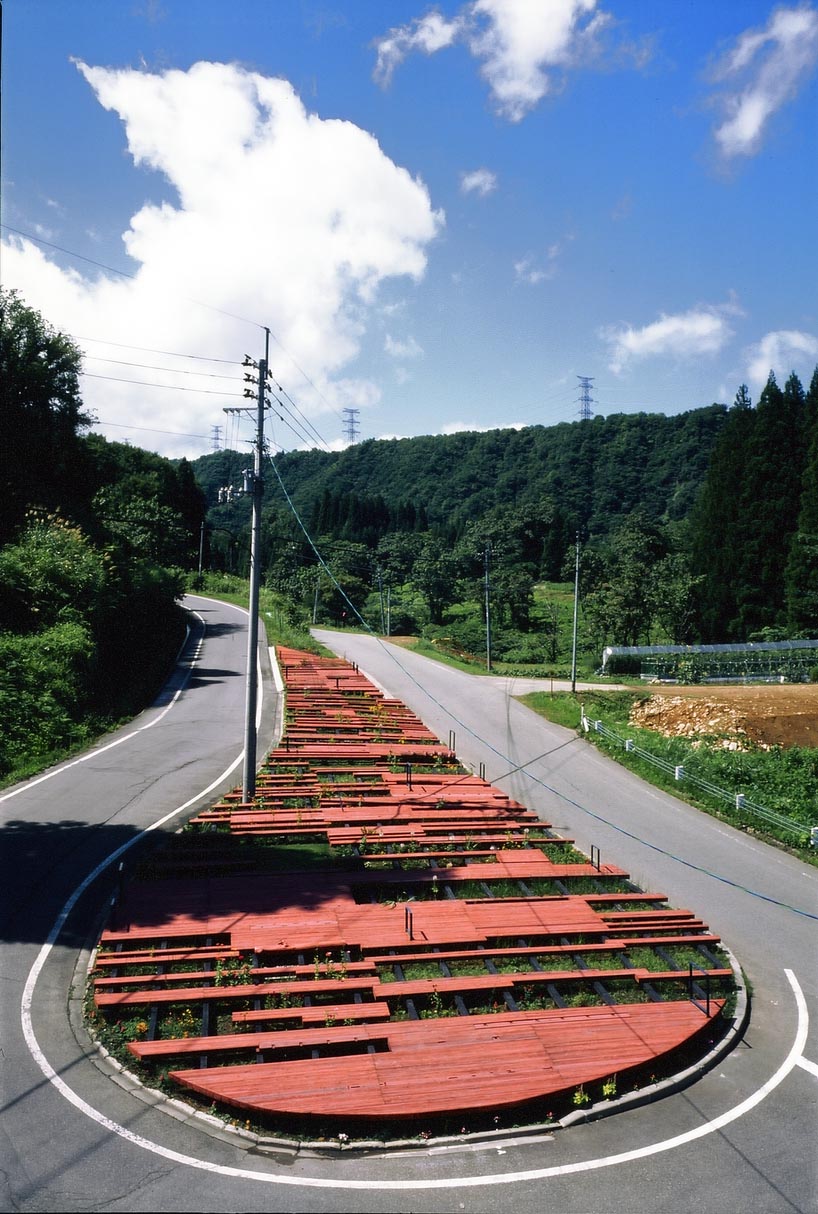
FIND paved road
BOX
[1,612,816,1213]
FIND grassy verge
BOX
[520,688,818,861]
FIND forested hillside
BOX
[3,283,816,789]
[194,405,727,551]
[0,289,206,782]
[193,368,818,661]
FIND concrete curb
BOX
[72,939,748,1157]
[559,943,748,1127]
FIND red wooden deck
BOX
[91,645,734,1124]
[166,1001,721,1118]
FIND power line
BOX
[75,334,241,365]
[84,355,241,382]
[83,372,245,397]
[1,221,264,330]
[95,420,214,439]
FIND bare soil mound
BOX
[630,684,818,749]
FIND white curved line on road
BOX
[15,607,810,1192]
[22,945,808,1192]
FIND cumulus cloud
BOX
[603,303,736,373]
[374,0,630,121]
[460,167,497,195]
[3,61,443,456]
[468,0,610,120]
[373,10,463,86]
[707,5,818,158]
[745,329,818,388]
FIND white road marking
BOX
[14,610,813,1192]
[796,1055,818,1079]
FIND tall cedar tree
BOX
[785,367,818,632]
[692,371,816,641]
[734,372,808,637]
[690,384,755,641]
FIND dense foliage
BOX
[192,371,818,663]
[0,289,206,782]
[690,371,818,641]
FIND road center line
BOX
[16,610,811,1192]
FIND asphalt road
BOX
[1,610,816,1213]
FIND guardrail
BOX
[580,712,809,842]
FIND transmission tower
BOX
[342,407,360,445]
[576,375,595,421]
[210,424,223,451]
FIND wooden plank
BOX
[167,1000,724,1118]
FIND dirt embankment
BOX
[630,684,818,749]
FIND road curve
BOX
[0,613,815,1213]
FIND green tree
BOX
[0,288,93,543]
[785,367,818,632]
[690,384,756,640]
[581,510,669,647]
[413,537,459,624]
[0,512,110,634]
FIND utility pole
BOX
[226,331,270,803]
[377,567,385,635]
[571,532,580,694]
[484,541,492,672]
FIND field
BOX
[632,684,818,749]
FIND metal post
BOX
[242,332,269,803]
[377,568,385,634]
[571,532,580,694]
[484,541,492,672]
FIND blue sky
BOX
[2,0,817,459]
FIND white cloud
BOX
[374,0,629,121]
[460,167,497,195]
[385,334,424,358]
[745,329,818,388]
[514,254,548,285]
[440,419,526,434]
[468,0,609,120]
[514,235,573,284]
[707,5,818,158]
[3,61,443,456]
[603,303,735,373]
[373,10,463,86]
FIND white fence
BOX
[580,712,810,842]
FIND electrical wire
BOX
[83,372,245,397]
[83,355,241,382]
[96,421,215,439]
[264,450,817,922]
[73,335,241,365]
[2,222,264,330]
